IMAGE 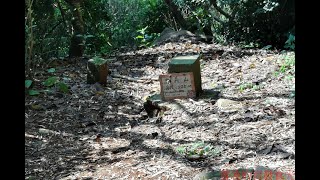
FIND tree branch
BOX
[57,0,72,34]
[211,14,225,24]
[47,21,64,35]
[163,0,188,29]
[210,0,232,19]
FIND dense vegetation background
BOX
[25,0,294,77]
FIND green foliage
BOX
[105,0,167,48]
[188,6,211,34]
[28,90,40,96]
[239,83,252,92]
[81,0,168,54]
[175,0,212,35]
[42,76,69,93]
[284,34,295,50]
[252,85,261,91]
[26,176,36,180]
[25,0,34,75]
[239,42,260,49]
[262,45,273,50]
[167,0,294,49]
[273,52,295,85]
[239,82,261,92]
[176,146,186,154]
[290,90,295,98]
[223,0,295,49]
[284,75,294,81]
[135,26,149,46]
[47,68,56,73]
[25,0,294,67]
[135,26,160,47]
[167,0,292,48]
[26,79,40,96]
[175,141,221,158]
[25,79,39,96]
[57,82,69,93]
[92,56,107,65]
[82,0,112,55]
[276,53,295,74]
[43,76,59,87]
[289,83,295,99]
[25,0,71,60]
[143,0,169,33]
[26,0,172,81]
[25,80,33,88]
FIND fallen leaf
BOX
[249,63,256,69]
[31,104,44,110]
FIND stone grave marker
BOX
[168,54,202,96]
[87,57,109,86]
[159,72,196,100]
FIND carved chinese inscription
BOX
[159,72,196,100]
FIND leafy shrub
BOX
[239,82,261,92]
[25,79,40,96]
[277,53,295,73]
[135,26,160,47]
[284,34,295,50]
[224,0,295,49]
[26,68,69,96]
[175,141,221,158]
[175,0,294,48]
[26,0,295,66]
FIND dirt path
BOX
[25,42,295,179]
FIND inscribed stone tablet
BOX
[159,72,196,100]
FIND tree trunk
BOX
[57,0,72,34]
[209,0,232,19]
[163,0,188,30]
[26,0,35,78]
[65,0,84,58]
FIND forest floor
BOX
[25,41,295,179]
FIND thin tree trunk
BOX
[209,0,232,19]
[65,0,85,58]
[57,0,72,34]
[26,0,34,78]
[163,0,188,30]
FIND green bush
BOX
[223,0,295,49]
[284,34,295,50]
[176,141,221,158]
[173,0,294,48]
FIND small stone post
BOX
[87,57,109,86]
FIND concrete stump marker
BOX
[87,57,109,86]
[159,72,196,100]
[168,54,202,96]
